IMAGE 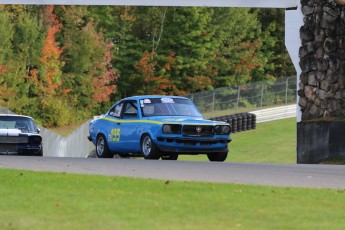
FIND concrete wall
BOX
[40,120,95,158]
[297,120,345,163]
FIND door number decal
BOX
[111,128,121,142]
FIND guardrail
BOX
[40,120,94,158]
[250,104,296,123]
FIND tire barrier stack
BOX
[209,112,256,133]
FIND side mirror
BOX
[36,128,41,133]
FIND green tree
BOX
[0,6,46,117]
[255,8,296,79]
[210,8,265,87]
[0,8,15,106]
[59,6,115,110]
[158,7,215,93]
[110,6,143,97]
[0,8,13,63]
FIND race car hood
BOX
[145,116,228,125]
[0,129,22,136]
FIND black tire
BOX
[96,135,114,158]
[36,147,43,157]
[141,134,160,160]
[20,148,43,156]
[207,152,228,162]
[161,153,178,160]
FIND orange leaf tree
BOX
[92,41,119,103]
[131,52,183,95]
[27,5,65,127]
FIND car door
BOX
[117,100,140,152]
[105,102,123,152]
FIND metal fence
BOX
[185,75,297,114]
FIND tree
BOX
[0,9,15,106]
[39,5,63,96]
[159,7,216,92]
[0,5,296,127]
[0,8,13,62]
[92,41,119,104]
[130,52,178,95]
[109,6,143,97]
[0,6,46,116]
[255,8,296,79]
[210,8,266,87]
[59,6,117,111]
[19,5,66,127]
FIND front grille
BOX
[182,125,213,136]
[0,136,28,144]
[0,144,18,153]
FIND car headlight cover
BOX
[214,125,231,134]
[162,124,182,134]
[29,136,42,144]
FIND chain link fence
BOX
[185,75,297,114]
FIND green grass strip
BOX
[1,168,345,230]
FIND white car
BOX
[0,114,43,156]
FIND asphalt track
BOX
[0,155,344,189]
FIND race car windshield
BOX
[141,98,202,117]
[0,116,36,133]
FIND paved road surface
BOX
[0,155,344,189]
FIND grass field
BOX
[3,117,343,230]
[1,168,345,230]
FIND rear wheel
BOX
[207,152,228,162]
[96,135,114,158]
[141,134,160,160]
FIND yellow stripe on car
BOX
[102,117,228,126]
[103,117,163,125]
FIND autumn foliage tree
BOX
[40,6,63,96]
[131,52,180,95]
[0,5,294,127]
[58,6,119,115]
[92,41,119,104]
[28,6,64,126]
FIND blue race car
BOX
[88,95,231,161]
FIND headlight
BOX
[29,136,42,144]
[162,124,182,134]
[214,125,231,135]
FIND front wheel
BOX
[96,135,114,158]
[36,147,43,157]
[141,134,160,160]
[207,152,228,162]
